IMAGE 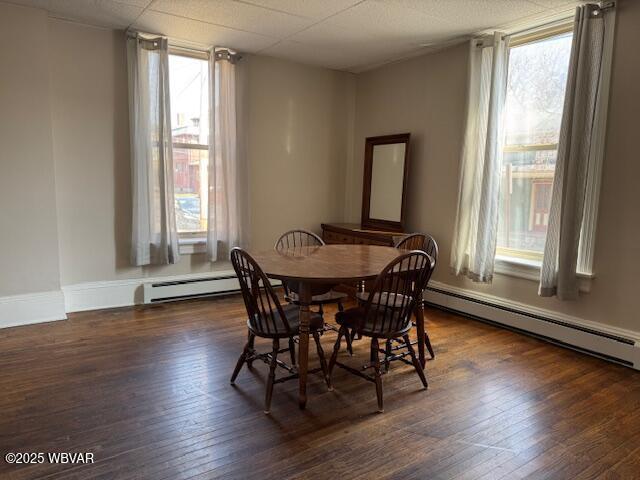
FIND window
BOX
[497,28,573,264]
[168,50,210,236]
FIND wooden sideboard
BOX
[321,223,405,247]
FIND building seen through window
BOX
[497,30,573,262]
[169,52,209,235]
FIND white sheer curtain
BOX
[127,33,180,266]
[451,32,509,282]
[540,5,612,299]
[207,49,249,262]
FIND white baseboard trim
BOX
[63,278,146,313]
[63,270,245,313]
[425,281,640,370]
[0,290,67,329]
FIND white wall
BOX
[47,19,353,287]
[347,2,640,335]
[0,4,61,297]
[247,54,352,249]
[0,4,353,323]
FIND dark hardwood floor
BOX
[1,294,639,479]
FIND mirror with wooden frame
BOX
[361,133,411,232]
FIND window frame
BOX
[495,21,573,266]
[168,46,211,250]
[495,15,614,288]
[497,25,573,268]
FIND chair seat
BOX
[355,291,410,308]
[336,306,411,339]
[287,289,349,305]
[248,304,324,338]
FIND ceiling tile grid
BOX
[1,0,583,72]
[148,0,315,38]
[234,0,363,20]
[308,1,467,44]
[134,8,279,51]
[3,0,149,28]
[375,0,546,31]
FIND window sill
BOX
[495,255,594,293]
[495,255,541,281]
[178,237,206,255]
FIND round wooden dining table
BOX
[249,243,426,409]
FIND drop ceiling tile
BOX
[288,19,434,62]
[150,0,314,38]
[289,20,387,49]
[325,1,468,45]
[526,0,580,7]
[134,9,279,51]
[114,0,151,6]
[261,40,358,70]
[236,0,362,20]
[1,0,50,9]
[344,47,429,72]
[53,0,144,28]
[3,0,147,27]
[373,0,545,32]
[263,38,416,72]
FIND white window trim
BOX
[495,12,616,289]
[178,235,207,254]
[495,255,541,281]
[495,256,594,292]
[173,142,208,150]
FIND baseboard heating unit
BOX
[424,281,640,370]
[143,273,242,304]
[143,271,282,304]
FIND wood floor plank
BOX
[1,295,638,479]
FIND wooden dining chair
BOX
[230,247,330,414]
[275,229,352,351]
[355,233,438,366]
[394,233,438,361]
[328,250,434,412]
[396,233,439,261]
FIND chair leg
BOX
[288,337,296,366]
[318,303,324,316]
[313,331,332,390]
[371,338,384,413]
[264,338,280,414]
[246,332,256,369]
[345,327,354,356]
[350,328,362,344]
[403,334,428,389]
[230,332,253,384]
[424,330,435,360]
[415,302,427,367]
[328,325,345,378]
[384,339,392,373]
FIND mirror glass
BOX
[369,143,406,222]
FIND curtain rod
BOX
[215,49,242,64]
[126,29,242,62]
[506,1,615,37]
[476,1,615,47]
[503,15,573,40]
